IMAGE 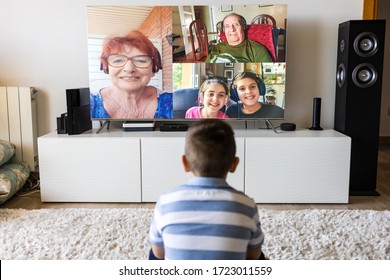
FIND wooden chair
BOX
[216,21,223,34]
[251,14,277,27]
[189,20,209,62]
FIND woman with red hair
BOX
[91,31,172,119]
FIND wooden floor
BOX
[2,142,390,211]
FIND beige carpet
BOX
[0,208,389,260]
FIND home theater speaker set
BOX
[54,20,385,197]
[334,20,386,196]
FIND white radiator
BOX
[0,87,38,171]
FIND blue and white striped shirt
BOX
[149,177,264,260]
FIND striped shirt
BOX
[149,177,264,260]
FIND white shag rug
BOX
[0,208,389,260]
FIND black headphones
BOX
[152,49,163,73]
[229,71,266,103]
[221,13,247,33]
[100,47,162,74]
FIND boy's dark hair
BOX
[185,119,236,178]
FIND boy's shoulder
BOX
[159,177,256,205]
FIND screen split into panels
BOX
[86,4,288,122]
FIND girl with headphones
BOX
[90,30,172,119]
[185,78,230,119]
[226,71,284,118]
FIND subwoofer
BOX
[66,88,92,135]
[334,20,386,196]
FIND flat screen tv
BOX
[86,4,287,126]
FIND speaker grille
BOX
[336,63,346,88]
[353,32,379,57]
[339,39,345,52]
[352,63,377,88]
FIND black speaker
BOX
[280,123,296,131]
[56,113,68,134]
[309,97,323,130]
[66,88,92,135]
[334,20,386,196]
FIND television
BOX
[86,4,287,129]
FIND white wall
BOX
[0,0,374,136]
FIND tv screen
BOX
[86,4,287,122]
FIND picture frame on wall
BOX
[224,69,234,81]
[221,5,233,12]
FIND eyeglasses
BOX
[223,22,242,30]
[106,55,153,68]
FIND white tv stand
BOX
[38,127,351,203]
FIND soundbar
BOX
[159,123,189,132]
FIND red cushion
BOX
[219,24,276,62]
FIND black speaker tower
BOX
[334,20,386,196]
[66,88,92,135]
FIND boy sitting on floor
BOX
[148,119,266,260]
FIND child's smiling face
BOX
[236,78,260,106]
[200,83,228,114]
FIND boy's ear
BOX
[229,157,240,173]
[182,155,192,173]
